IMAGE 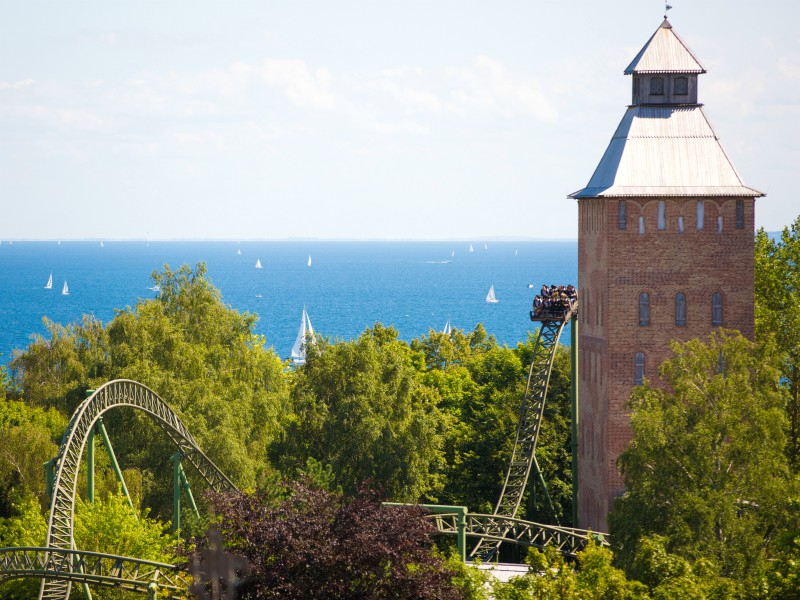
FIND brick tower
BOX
[570,19,764,531]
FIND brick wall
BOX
[577,196,755,531]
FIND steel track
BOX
[37,380,236,600]
[470,309,575,560]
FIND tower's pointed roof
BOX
[624,18,705,74]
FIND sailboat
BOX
[290,307,315,365]
[469,244,474,253]
[484,243,488,250]
[486,285,498,303]
[307,254,312,267]
[255,259,262,269]
[237,248,242,255]
[451,250,455,258]
[45,273,53,290]
[62,281,69,296]
[100,241,104,248]
[443,319,452,335]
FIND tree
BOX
[8,263,291,521]
[199,481,467,599]
[610,331,795,587]
[272,325,446,502]
[755,221,800,466]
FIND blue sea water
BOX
[0,241,577,364]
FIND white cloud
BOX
[0,79,36,91]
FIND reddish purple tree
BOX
[200,482,465,599]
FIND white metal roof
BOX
[624,19,705,75]
[570,106,764,199]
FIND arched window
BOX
[717,215,723,234]
[634,352,645,385]
[639,216,645,235]
[678,215,684,233]
[736,200,744,229]
[639,292,650,326]
[675,292,686,327]
[650,77,664,95]
[658,201,666,230]
[674,76,689,95]
[697,200,705,230]
[711,292,723,326]
[618,200,627,230]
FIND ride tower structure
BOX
[570,18,763,531]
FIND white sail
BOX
[290,307,315,365]
[100,241,104,247]
[486,285,498,303]
[484,243,488,250]
[45,273,53,289]
[443,319,452,335]
[255,259,262,269]
[237,248,242,255]
[469,244,474,253]
[451,250,455,257]
[308,254,312,267]
[62,281,69,296]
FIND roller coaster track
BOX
[470,306,576,561]
[33,379,237,600]
[431,512,605,558]
[0,547,186,597]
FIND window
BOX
[697,200,705,230]
[633,78,640,97]
[658,201,666,230]
[650,77,664,95]
[639,216,645,235]
[674,76,689,95]
[639,292,650,326]
[618,200,627,230]
[736,199,744,229]
[675,292,686,327]
[634,352,645,385]
[717,215,723,234]
[711,292,723,326]
[678,215,684,233]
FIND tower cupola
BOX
[625,18,705,105]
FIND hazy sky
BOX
[1,1,797,240]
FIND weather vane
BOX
[664,1,673,19]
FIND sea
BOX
[0,241,577,364]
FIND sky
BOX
[1,1,798,240]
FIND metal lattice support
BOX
[433,512,606,558]
[39,380,237,600]
[470,308,575,561]
[0,547,188,597]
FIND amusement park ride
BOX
[0,295,606,598]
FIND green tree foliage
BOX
[8,263,289,521]
[200,482,468,599]
[272,324,446,501]
[755,221,800,466]
[610,331,795,587]
[0,399,66,515]
[491,544,648,600]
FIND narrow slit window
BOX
[717,215,723,234]
[618,200,627,230]
[736,199,744,229]
[658,201,666,230]
[711,292,723,326]
[674,76,689,95]
[639,216,645,235]
[639,292,650,326]
[678,215,684,233]
[634,352,645,386]
[675,292,686,327]
[697,201,705,230]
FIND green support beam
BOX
[570,315,579,528]
[171,452,182,533]
[44,457,56,500]
[96,417,135,513]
